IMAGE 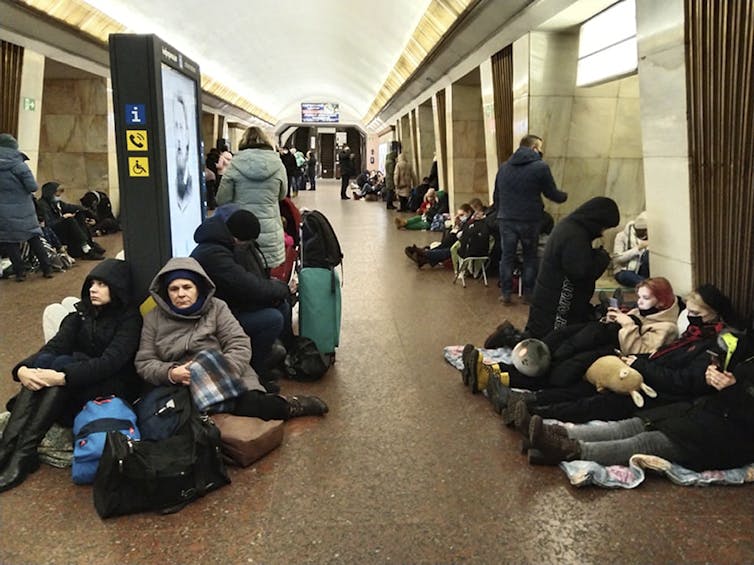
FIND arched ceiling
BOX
[82,0,435,125]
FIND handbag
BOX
[284,336,332,381]
[189,349,248,412]
[93,405,230,518]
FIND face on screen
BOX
[173,95,190,199]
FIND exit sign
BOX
[23,97,36,111]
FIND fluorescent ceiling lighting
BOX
[576,0,637,87]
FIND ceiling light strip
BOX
[363,0,475,125]
[20,0,275,124]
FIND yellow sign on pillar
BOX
[128,157,150,177]
[126,130,148,151]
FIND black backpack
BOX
[458,220,492,258]
[284,336,332,381]
[301,210,343,269]
[93,387,230,518]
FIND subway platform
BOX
[0,180,751,564]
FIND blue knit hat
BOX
[164,269,203,288]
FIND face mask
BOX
[687,315,704,326]
[52,195,61,203]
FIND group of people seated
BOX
[451,196,753,474]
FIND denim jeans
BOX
[569,417,685,465]
[614,252,650,286]
[498,219,540,297]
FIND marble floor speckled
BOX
[0,180,752,565]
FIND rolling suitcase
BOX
[298,266,341,355]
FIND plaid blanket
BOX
[189,350,248,412]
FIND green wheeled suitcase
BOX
[298,267,341,355]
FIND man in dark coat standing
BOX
[338,145,355,200]
[525,196,620,339]
[493,134,568,304]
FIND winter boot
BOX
[512,398,532,437]
[500,389,537,427]
[286,395,329,418]
[462,347,489,394]
[0,387,65,492]
[483,320,514,349]
[0,388,39,469]
[527,415,581,465]
[484,368,510,414]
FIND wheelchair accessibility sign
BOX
[128,157,150,177]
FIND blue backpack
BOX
[72,396,140,485]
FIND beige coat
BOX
[618,299,680,354]
[134,257,264,392]
[393,154,414,198]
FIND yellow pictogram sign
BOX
[126,130,148,151]
[128,157,150,177]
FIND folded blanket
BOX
[561,455,754,488]
[443,345,512,371]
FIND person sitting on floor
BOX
[504,284,735,429]
[525,337,754,469]
[191,209,293,391]
[0,259,142,492]
[405,203,475,268]
[613,211,649,287]
[36,182,105,260]
[394,189,447,230]
[134,257,328,421]
[465,276,680,407]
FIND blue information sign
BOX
[125,104,146,125]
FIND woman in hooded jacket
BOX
[0,259,142,492]
[134,257,327,421]
[216,127,287,269]
[393,153,414,212]
[525,196,620,339]
[0,133,53,281]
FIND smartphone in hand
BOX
[707,350,722,370]
[608,298,619,308]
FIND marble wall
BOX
[479,58,498,202]
[520,31,646,229]
[635,0,692,293]
[17,49,45,179]
[446,82,487,210]
[398,114,414,177]
[415,102,435,180]
[37,76,109,207]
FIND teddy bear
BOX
[585,355,657,407]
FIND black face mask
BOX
[687,315,704,326]
[639,307,659,317]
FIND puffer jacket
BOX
[0,146,42,242]
[190,216,289,312]
[13,259,142,424]
[526,197,620,338]
[216,147,287,267]
[134,257,264,393]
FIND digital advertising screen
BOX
[161,63,202,257]
[302,102,339,123]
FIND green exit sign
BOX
[23,97,36,111]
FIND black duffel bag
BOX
[93,390,230,518]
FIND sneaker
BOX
[499,294,512,305]
[82,250,105,261]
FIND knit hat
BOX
[696,284,734,322]
[634,212,648,230]
[164,268,203,288]
[226,209,261,241]
[0,133,18,150]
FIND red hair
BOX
[636,277,675,310]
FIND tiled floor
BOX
[0,180,752,564]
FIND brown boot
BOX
[527,415,581,465]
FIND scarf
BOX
[650,321,724,359]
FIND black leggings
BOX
[0,236,51,276]
[228,390,290,420]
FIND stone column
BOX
[479,58,498,202]
[636,0,692,293]
[415,101,435,182]
[447,78,486,210]
[16,49,45,178]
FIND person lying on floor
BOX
[134,257,328,421]
[464,277,680,401]
[394,188,439,230]
[504,284,735,427]
[191,208,293,391]
[0,259,142,492]
[524,340,754,469]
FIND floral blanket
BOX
[444,345,754,488]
